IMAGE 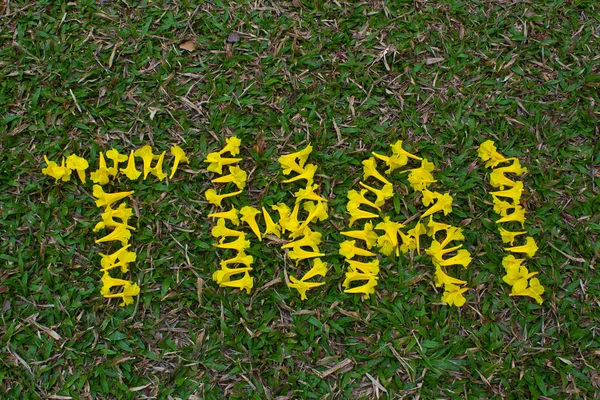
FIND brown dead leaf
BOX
[179,40,196,52]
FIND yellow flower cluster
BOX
[204,137,254,293]
[92,185,140,306]
[277,144,329,300]
[478,140,543,304]
[41,146,189,184]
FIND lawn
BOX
[1,0,599,398]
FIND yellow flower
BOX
[375,216,404,251]
[407,222,427,255]
[402,159,436,192]
[95,224,132,246]
[213,265,252,284]
[502,255,525,271]
[342,270,376,290]
[219,271,253,294]
[208,207,240,226]
[103,282,140,306]
[346,258,380,275]
[93,203,135,232]
[169,145,189,179]
[120,151,141,180]
[278,144,313,175]
[510,277,544,304]
[240,206,262,240]
[288,276,325,300]
[105,148,128,177]
[339,240,376,259]
[344,277,378,299]
[433,265,466,288]
[262,207,281,238]
[272,203,297,234]
[490,181,524,204]
[347,205,378,227]
[359,182,394,207]
[439,226,465,248]
[441,283,468,307]
[99,244,136,273]
[294,184,327,203]
[426,240,463,264]
[282,163,318,186]
[100,271,130,295]
[220,251,253,268]
[347,189,381,211]
[438,249,472,268]
[219,136,242,156]
[341,221,379,249]
[211,218,244,239]
[421,189,442,206]
[42,156,70,182]
[390,140,422,163]
[503,264,537,292]
[211,165,247,189]
[133,146,156,179]
[287,247,325,264]
[504,236,538,258]
[204,188,243,208]
[92,185,134,208]
[66,154,89,183]
[489,169,517,189]
[495,205,526,228]
[492,196,516,217]
[477,140,510,168]
[398,230,417,253]
[420,193,453,220]
[150,151,167,181]
[204,152,242,175]
[213,234,251,252]
[498,227,527,245]
[292,201,328,235]
[90,152,110,185]
[371,152,408,174]
[282,227,322,252]
[425,216,451,237]
[362,157,392,186]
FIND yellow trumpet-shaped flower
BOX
[390,140,422,162]
[95,224,132,246]
[375,216,404,248]
[169,145,189,179]
[441,283,468,307]
[439,226,465,248]
[279,144,313,175]
[371,152,408,174]
[510,277,544,304]
[342,270,376,290]
[339,240,376,259]
[477,140,511,168]
[92,185,134,208]
[150,151,167,181]
[208,207,240,226]
[219,136,242,156]
[492,196,516,217]
[502,255,525,271]
[42,156,71,182]
[240,206,262,240]
[362,157,391,186]
[347,189,381,211]
[495,205,526,228]
[359,182,394,207]
[90,152,110,185]
[402,159,436,192]
[420,193,453,220]
[93,203,136,232]
[99,244,136,273]
[503,264,538,292]
[346,258,380,275]
[133,146,156,180]
[292,201,327,235]
[294,184,327,203]
[426,240,463,264]
[219,271,253,294]
[100,271,130,295]
[490,181,524,204]
[421,189,442,207]
[211,218,244,239]
[204,152,242,175]
[504,236,538,258]
[344,277,378,299]
[205,188,243,208]
[66,154,89,183]
[426,216,451,237]
[347,205,378,227]
[213,265,252,284]
[287,247,325,264]
[288,276,325,301]
[489,169,517,190]
[106,148,128,177]
[213,234,250,252]
[407,222,428,255]
[220,251,254,268]
[120,151,141,180]
[282,163,318,186]
[498,227,527,245]
[282,227,322,252]
[272,203,295,234]
[301,258,328,281]
[341,221,379,249]
[399,230,417,253]
[262,207,281,238]
[438,249,472,268]
[103,282,140,306]
[211,165,247,189]
[433,265,467,288]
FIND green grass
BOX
[1,0,599,398]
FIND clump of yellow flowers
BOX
[478,140,543,304]
[204,137,254,293]
[340,141,472,306]
[42,145,189,306]
[278,144,328,300]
